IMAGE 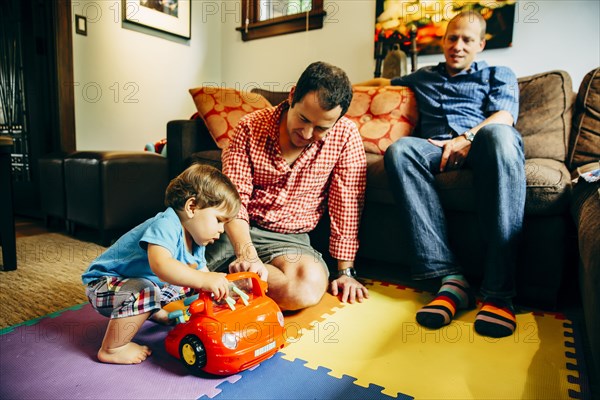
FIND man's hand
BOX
[428,136,471,172]
[330,275,369,304]
[228,259,269,282]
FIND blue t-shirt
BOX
[390,61,519,139]
[81,207,206,286]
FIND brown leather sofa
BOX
[167,70,579,310]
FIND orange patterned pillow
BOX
[189,87,272,149]
[346,86,419,155]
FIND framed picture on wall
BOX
[375,0,515,56]
[122,0,191,39]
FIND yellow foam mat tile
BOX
[281,280,580,399]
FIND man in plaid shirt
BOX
[206,62,369,310]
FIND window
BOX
[237,0,326,41]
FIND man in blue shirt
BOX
[358,11,525,338]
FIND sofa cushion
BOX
[568,67,600,169]
[346,86,418,155]
[189,87,272,149]
[365,154,571,216]
[516,70,574,162]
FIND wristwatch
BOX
[462,130,475,142]
[338,267,357,278]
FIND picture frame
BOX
[75,15,87,36]
[375,0,515,56]
[122,0,191,39]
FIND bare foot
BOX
[97,342,152,364]
[149,309,173,325]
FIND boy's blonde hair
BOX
[165,163,240,218]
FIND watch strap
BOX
[337,267,357,278]
[463,130,475,142]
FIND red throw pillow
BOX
[189,87,272,149]
[346,86,419,155]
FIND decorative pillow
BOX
[568,67,600,170]
[516,70,574,162]
[189,87,272,149]
[345,86,419,155]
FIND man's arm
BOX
[431,67,519,172]
[460,109,514,138]
[221,120,269,280]
[223,218,268,280]
[327,124,369,303]
[430,110,515,172]
[486,66,519,125]
[327,130,366,264]
[469,110,514,133]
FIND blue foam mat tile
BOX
[199,352,413,399]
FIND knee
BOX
[384,137,417,170]
[284,264,328,311]
[473,124,524,163]
[289,288,325,310]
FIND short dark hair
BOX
[291,61,353,117]
[165,163,240,218]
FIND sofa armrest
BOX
[251,88,289,106]
[167,119,219,179]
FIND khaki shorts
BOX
[205,225,329,277]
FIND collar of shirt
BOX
[436,60,488,77]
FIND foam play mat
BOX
[0,280,590,399]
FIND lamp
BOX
[374,24,418,78]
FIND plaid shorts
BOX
[86,276,195,319]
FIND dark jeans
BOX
[383,124,526,298]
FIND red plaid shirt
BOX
[222,102,367,261]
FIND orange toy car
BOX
[164,272,286,375]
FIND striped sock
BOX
[416,274,475,329]
[474,298,517,338]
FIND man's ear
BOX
[478,38,486,53]
[288,86,296,106]
[183,197,196,219]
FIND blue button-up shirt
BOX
[391,61,519,139]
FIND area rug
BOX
[0,233,106,328]
[0,280,590,399]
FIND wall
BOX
[72,0,599,151]
[220,0,599,91]
[219,0,375,90]
[71,0,222,150]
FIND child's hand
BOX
[199,272,230,301]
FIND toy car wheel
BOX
[179,335,207,372]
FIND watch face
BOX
[339,268,357,278]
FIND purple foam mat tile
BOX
[0,304,240,399]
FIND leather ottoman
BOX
[64,151,168,245]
